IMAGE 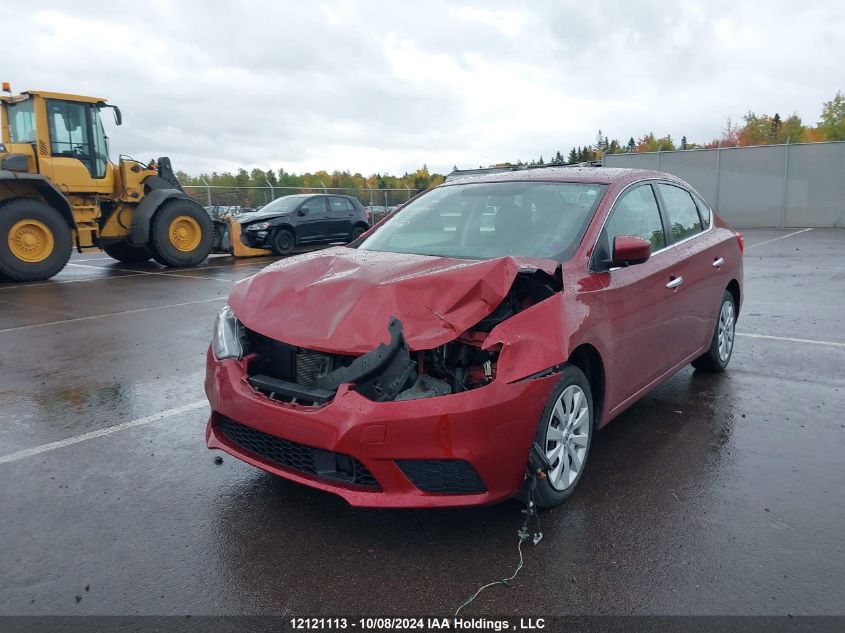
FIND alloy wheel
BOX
[717,299,735,362]
[545,384,590,490]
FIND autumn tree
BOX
[819,91,845,140]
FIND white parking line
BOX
[745,227,812,249]
[0,272,149,291]
[736,332,845,348]
[0,400,208,465]
[0,296,226,334]
[66,262,233,282]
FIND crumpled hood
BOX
[237,210,288,224]
[228,247,555,354]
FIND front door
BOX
[295,196,330,241]
[43,99,113,194]
[588,183,682,413]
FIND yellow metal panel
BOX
[226,216,273,257]
[100,204,134,238]
[21,90,107,104]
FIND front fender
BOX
[129,188,191,245]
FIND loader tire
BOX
[102,241,153,263]
[149,199,213,267]
[0,198,73,282]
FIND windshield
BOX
[7,99,36,143]
[251,195,305,215]
[358,181,606,261]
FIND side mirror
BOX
[297,208,308,216]
[608,235,651,267]
[112,106,122,126]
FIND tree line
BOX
[179,90,844,206]
[510,90,845,167]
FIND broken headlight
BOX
[212,304,244,360]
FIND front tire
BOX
[531,365,594,508]
[149,199,213,267]
[271,228,296,255]
[102,241,153,263]
[0,198,73,282]
[691,290,736,373]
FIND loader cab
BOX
[1,90,120,195]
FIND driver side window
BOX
[299,196,326,215]
[46,99,105,179]
[594,184,666,268]
[604,184,666,250]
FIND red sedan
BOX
[205,167,743,508]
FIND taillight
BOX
[735,232,744,254]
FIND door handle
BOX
[712,257,724,268]
[666,276,684,289]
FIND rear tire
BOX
[271,228,296,255]
[0,198,73,282]
[102,241,153,263]
[149,199,213,267]
[531,365,594,508]
[350,225,366,242]
[692,290,736,372]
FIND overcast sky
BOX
[6,0,843,176]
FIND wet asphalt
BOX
[0,229,843,616]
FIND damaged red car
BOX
[205,167,743,508]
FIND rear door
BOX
[591,183,683,410]
[295,196,330,241]
[655,183,723,359]
[326,196,355,238]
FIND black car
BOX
[238,194,370,255]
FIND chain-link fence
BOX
[183,185,420,218]
[603,141,845,228]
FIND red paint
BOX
[206,168,743,507]
[206,350,557,508]
[228,247,556,355]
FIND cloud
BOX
[4,0,843,175]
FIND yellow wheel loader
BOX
[0,84,213,281]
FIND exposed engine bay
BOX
[243,268,560,405]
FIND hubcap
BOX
[168,215,202,252]
[8,219,55,263]
[717,299,735,362]
[545,384,590,491]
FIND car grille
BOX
[295,349,329,387]
[244,328,352,395]
[396,459,486,494]
[217,416,380,489]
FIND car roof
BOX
[441,166,682,188]
[291,193,353,198]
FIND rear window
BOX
[658,184,703,242]
[6,99,36,143]
[690,191,712,230]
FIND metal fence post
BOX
[265,178,275,201]
[319,181,327,193]
[366,184,373,207]
[781,137,790,229]
[657,146,662,171]
[405,185,411,201]
[201,178,212,207]
[714,142,722,212]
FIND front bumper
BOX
[241,228,270,248]
[205,350,558,507]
